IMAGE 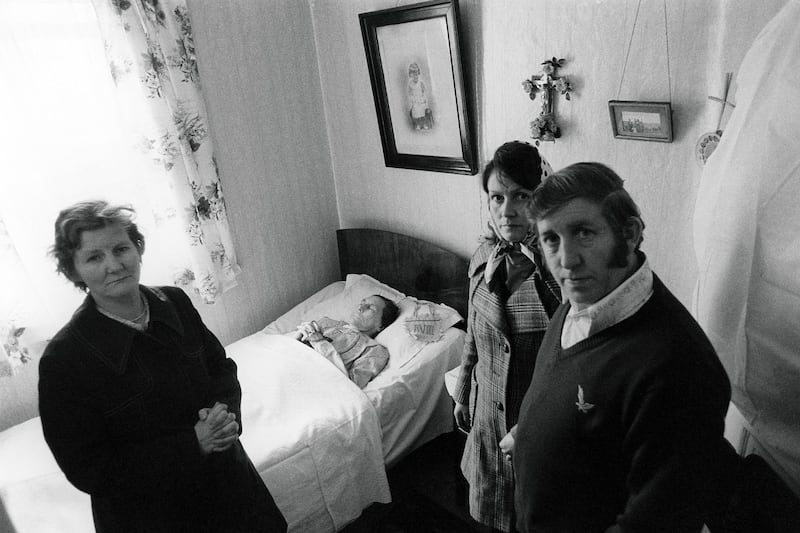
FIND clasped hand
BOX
[194,401,239,455]
[295,321,325,343]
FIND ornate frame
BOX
[360,0,477,174]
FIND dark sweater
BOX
[514,275,735,533]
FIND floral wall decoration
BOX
[522,57,573,144]
[1,324,31,378]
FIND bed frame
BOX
[336,228,469,320]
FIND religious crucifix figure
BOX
[708,72,736,134]
[522,57,573,143]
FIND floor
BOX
[340,431,494,533]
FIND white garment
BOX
[693,0,800,497]
[561,258,653,348]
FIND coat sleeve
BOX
[165,286,243,432]
[454,310,477,406]
[190,301,242,432]
[38,339,209,500]
[454,247,489,407]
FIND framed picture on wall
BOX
[608,100,674,142]
[360,0,477,175]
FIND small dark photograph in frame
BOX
[608,100,673,142]
[360,0,477,174]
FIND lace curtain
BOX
[0,0,238,374]
[91,0,240,301]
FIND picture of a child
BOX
[407,62,433,130]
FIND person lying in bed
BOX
[288,295,399,388]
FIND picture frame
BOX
[608,100,674,142]
[360,0,477,174]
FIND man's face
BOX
[350,295,387,336]
[537,198,634,311]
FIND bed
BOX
[0,228,469,533]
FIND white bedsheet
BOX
[0,334,391,533]
[230,333,390,532]
[262,280,464,467]
[364,327,462,467]
[0,279,464,533]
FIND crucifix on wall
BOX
[522,57,573,144]
[695,72,737,165]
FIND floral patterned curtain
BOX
[90,0,239,303]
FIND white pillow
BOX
[344,273,364,288]
[376,296,463,369]
[261,281,346,335]
[300,274,405,324]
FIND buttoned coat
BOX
[39,285,286,533]
[454,241,560,532]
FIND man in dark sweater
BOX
[511,162,737,532]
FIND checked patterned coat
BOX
[454,240,561,532]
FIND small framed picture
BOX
[360,0,477,174]
[608,100,673,143]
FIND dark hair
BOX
[375,295,400,330]
[50,200,145,291]
[481,141,547,192]
[532,162,645,255]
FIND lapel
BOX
[469,243,509,334]
[69,286,184,375]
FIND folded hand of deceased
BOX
[195,401,239,454]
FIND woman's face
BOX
[71,223,142,305]
[349,296,387,337]
[487,170,534,243]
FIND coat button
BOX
[502,344,510,353]
[496,402,504,412]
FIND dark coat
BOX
[454,241,560,532]
[38,286,286,533]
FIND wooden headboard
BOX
[337,228,469,320]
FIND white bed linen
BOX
[364,327,462,467]
[0,280,463,533]
[260,280,464,467]
[0,418,92,533]
[0,333,391,533]
[230,333,390,532]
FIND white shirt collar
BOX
[561,256,654,348]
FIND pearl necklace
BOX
[129,304,147,322]
[96,294,149,330]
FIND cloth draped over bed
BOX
[0,228,469,532]
[233,334,391,531]
[0,334,391,533]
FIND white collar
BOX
[561,257,653,348]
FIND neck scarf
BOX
[482,145,554,296]
[483,218,539,295]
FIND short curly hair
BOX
[50,200,145,291]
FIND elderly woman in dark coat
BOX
[453,142,561,532]
[38,200,287,533]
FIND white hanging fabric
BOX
[693,0,800,496]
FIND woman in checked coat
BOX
[453,142,561,532]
